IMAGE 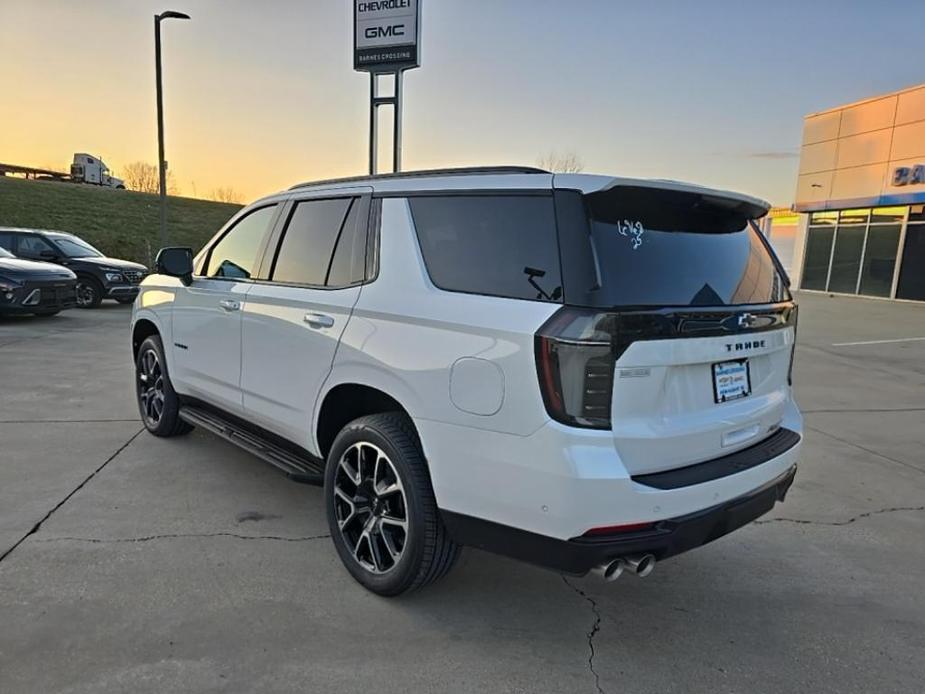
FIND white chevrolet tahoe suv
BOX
[131,166,801,596]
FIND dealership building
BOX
[788,82,925,302]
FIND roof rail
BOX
[288,166,549,190]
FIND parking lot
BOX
[0,292,923,694]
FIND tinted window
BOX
[0,233,13,251]
[327,199,368,287]
[897,224,925,301]
[16,234,57,259]
[801,226,834,290]
[51,235,102,258]
[828,225,865,293]
[408,195,561,302]
[858,225,901,297]
[587,222,786,307]
[206,205,277,279]
[564,188,788,307]
[272,198,352,285]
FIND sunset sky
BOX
[2,0,924,204]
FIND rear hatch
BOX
[537,180,795,476]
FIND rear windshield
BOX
[561,187,789,308]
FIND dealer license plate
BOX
[712,359,751,403]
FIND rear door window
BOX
[16,234,57,260]
[326,199,368,287]
[270,198,354,286]
[408,195,561,302]
[561,187,788,308]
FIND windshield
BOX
[52,236,103,258]
[559,187,789,308]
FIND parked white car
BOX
[131,166,801,595]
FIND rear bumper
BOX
[442,464,797,575]
[418,397,803,542]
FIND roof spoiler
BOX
[555,174,771,222]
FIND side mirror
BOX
[155,246,194,286]
[39,249,59,259]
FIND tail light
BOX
[535,307,617,429]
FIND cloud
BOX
[746,150,799,160]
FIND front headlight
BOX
[105,272,123,282]
[0,275,23,292]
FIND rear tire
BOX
[75,276,103,308]
[135,335,192,437]
[325,412,460,596]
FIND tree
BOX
[122,161,158,193]
[536,151,584,173]
[209,187,244,204]
[121,161,179,195]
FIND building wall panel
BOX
[799,140,838,174]
[838,96,897,138]
[889,120,925,161]
[802,111,841,145]
[830,163,889,201]
[835,129,892,169]
[895,86,925,126]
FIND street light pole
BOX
[154,10,190,249]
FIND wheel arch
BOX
[315,381,419,461]
[74,270,102,283]
[132,317,161,359]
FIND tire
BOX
[75,276,103,308]
[325,412,460,596]
[135,335,192,437]
[115,297,135,305]
[32,310,60,317]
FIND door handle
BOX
[304,312,335,329]
[219,299,240,311]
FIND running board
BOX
[178,405,324,485]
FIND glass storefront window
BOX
[870,207,906,225]
[828,225,866,293]
[897,223,925,301]
[858,225,901,297]
[801,226,835,290]
[809,211,837,226]
[838,209,870,225]
[801,206,919,299]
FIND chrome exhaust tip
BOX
[623,553,656,578]
[591,558,625,582]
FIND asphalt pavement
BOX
[1,293,923,693]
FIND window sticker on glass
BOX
[617,219,645,250]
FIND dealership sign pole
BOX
[354,0,421,174]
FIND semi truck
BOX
[0,153,125,188]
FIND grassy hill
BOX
[0,177,242,266]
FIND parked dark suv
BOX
[0,227,148,308]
